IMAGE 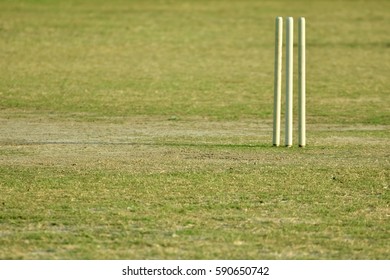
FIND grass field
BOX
[0,0,389,259]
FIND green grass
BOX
[0,137,388,259]
[0,0,389,259]
[1,0,389,122]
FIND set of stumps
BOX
[272,17,306,147]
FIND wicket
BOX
[272,16,306,147]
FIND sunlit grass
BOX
[0,0,389,259]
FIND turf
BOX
[0,0,389,259]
